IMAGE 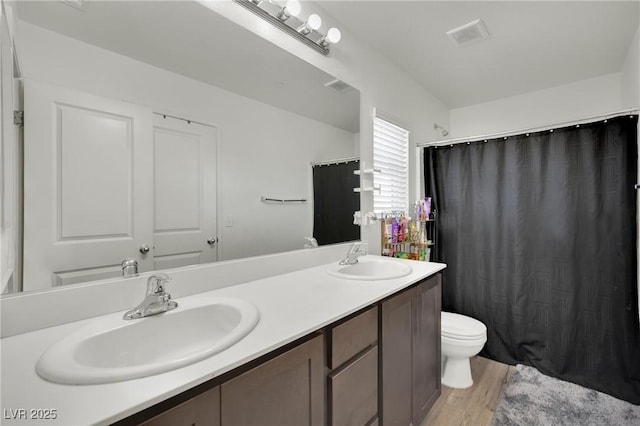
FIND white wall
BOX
[622,27,639,109]
[450,25,638,138]
[17,21,357,262]
[200,1,450,255]
[450,73,623,138]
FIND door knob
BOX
[139,244,151,254]
[207,237,218,245]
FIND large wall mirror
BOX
[1,0,360,295]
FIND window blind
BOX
[373,115,409,214]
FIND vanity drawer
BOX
[330,306,378,369]
[329,345,378,426]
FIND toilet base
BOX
[441,356,473,389]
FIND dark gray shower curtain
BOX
[425,115,640,404]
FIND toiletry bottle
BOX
[385,217,392,244]
[409,220,417,243]
[419,221,427,245]
[391,217,398,244]
[425,197,432,220]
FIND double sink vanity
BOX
[1,248,445,426]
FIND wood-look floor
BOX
[421,356,515,426]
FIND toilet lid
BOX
[441,311,487,339]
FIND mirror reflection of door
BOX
[0,10,21,294]
[22,81,217,291]
[151,115,217,270]
[23,80,154,291]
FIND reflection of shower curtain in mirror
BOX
[312,160,361,245]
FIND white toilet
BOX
[441,312,487,389]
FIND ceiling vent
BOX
[446,19,490,46]
[324,78,352,93]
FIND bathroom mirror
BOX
[1,0,360,294]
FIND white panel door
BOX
[152,115,217,270]
[23,80,154,291]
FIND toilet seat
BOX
[441,334,486,346]
[441,312,487,340]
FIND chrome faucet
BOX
[121,258,138,277]
[339,242,368,265]
[123,273,178,320]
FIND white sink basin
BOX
[327,257,413,280]
[36,296,260,385]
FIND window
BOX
[373,114,409,214]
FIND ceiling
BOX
[318,0,639,108]
[16,1,639,114]
[16,0,360,132]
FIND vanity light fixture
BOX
[319,27,341,48]
[297,14,322,35]
[276,0,301,20]
[234,0,341,55]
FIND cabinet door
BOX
[413,274,442,424]
[140,386,220,426]
[329,345,378,426]
[221,335,325,426]
[381,287,414,426]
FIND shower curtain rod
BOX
[310,156,360,166]
[418,107,640,148]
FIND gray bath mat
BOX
[492,364,640,426]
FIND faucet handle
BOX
[146,273,172,295]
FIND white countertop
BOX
[1,256,445,425]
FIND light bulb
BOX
[320,27,342,47]
[307,14,322,31]
[285,0,301,17]
[297,13,322,35]
[277,0,301,20]
[326,27,341,44]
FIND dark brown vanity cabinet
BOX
[412,274,442,423]
[140,387,220,426]
[328,306,379,426]
[131,273,442,426]
[381,273,441,426]
[220,334,325,426]
[137,335,324,426]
